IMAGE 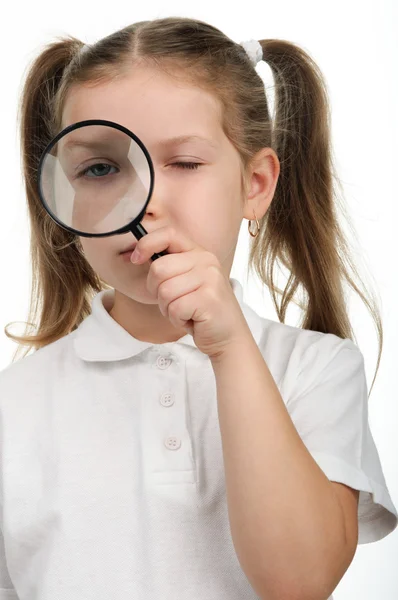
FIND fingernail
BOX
[131,249,141,263]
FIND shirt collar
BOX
[73,277,263,362]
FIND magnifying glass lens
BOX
[39,123,151,235]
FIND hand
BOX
[130,226,251,359]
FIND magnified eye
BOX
[77,163,119,178]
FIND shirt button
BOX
[164,436,181,450]
[156,355,172,369]
[160,392,174,407]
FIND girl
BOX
[1,16,397,600]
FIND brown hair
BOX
[4,16,382,398]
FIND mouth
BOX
[119,242,137,255]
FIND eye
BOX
[77,163,119,178]
[171,162,201,170]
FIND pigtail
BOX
[248,39,382,397]
[5,37,103,361]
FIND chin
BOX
[117,285,159,305]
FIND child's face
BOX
[61,65,248,308]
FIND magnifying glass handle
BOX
[150,249,168,262]
[130,222,169,262]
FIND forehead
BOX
[62,67,224,150]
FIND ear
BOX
[243,147,280,222]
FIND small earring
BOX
[248,209,260,237]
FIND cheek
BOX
[79,239,111,266]
[183,193,241,258]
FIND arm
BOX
[210,332,358,600]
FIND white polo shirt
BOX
[0,277,397,600]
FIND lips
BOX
[120,242,137,254]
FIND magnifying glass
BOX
[37,119,168,262]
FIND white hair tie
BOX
[239,39,263,67]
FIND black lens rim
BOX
[37,119,155,238]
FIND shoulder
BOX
[252,310,362,402]
[0,331,78,410]
[258,312,358,362]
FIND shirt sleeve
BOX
[0,379,19,600]
[285,334,398,545]
[0,526,18,599]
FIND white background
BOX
[0,1,397,597]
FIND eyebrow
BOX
[155,135,218,149]
[61,134,218,153]
[61,140,117,152]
